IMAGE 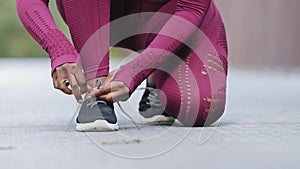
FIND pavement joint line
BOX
[1,121,300,129]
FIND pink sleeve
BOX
[113,0,211,93]
[16,0,79,74]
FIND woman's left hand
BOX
[87,69,130,102]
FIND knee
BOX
[195,101,226,127]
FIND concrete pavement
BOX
[0,58,300,169]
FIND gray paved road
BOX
[0,59,300,169]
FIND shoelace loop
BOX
[138,87,161,107]
[86,98,107,108]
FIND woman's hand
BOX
[52,63,90,103]
[87,69,130,103]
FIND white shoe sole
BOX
[141,115,175,125]
[76,120,119,132]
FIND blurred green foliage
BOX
[0,1,70,58]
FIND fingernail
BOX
[87,85,92,90]
[78,99,83,104]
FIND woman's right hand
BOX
[52,63,90,103]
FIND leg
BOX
[141,0,228,126]
[56,0,111,82]
[155,47,227,126]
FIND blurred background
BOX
[1,1,300,167]
[0,1,68,58]
[216,0,300,70]
[0,0,300,69]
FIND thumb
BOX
[94,83,112,97]
[103,69,118,86]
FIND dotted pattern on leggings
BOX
[176,53,194,124]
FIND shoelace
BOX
[138,87,162,108]
[116,102,140,130]
[115,87,162,130]
[95,79,141,130]
[85,79,107,108]
[145,88,162,107]
[86,98,107,108]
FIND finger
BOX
[99,90,128,102]
[51,71,58,89]
[56,70,68,88]
[74,66,88,93]
[53,81,59,89]
[99,93,114,103]
[103,70,117,86]
[55,78,72,94]
[60,84,73,95]
[69,75,83,103]
[103,74,113,86]
[55,79,72,94]
[54,64,76,95]
[85,90,95,100]
[94,84,112,97]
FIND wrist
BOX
[51,54,79,75]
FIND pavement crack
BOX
[101,139,141,145]
[0,146,14,150]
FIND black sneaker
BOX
[138,87,175,124]
[139,88,151,112]
[76,97,118,132]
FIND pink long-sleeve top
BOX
[16,0,227,94]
